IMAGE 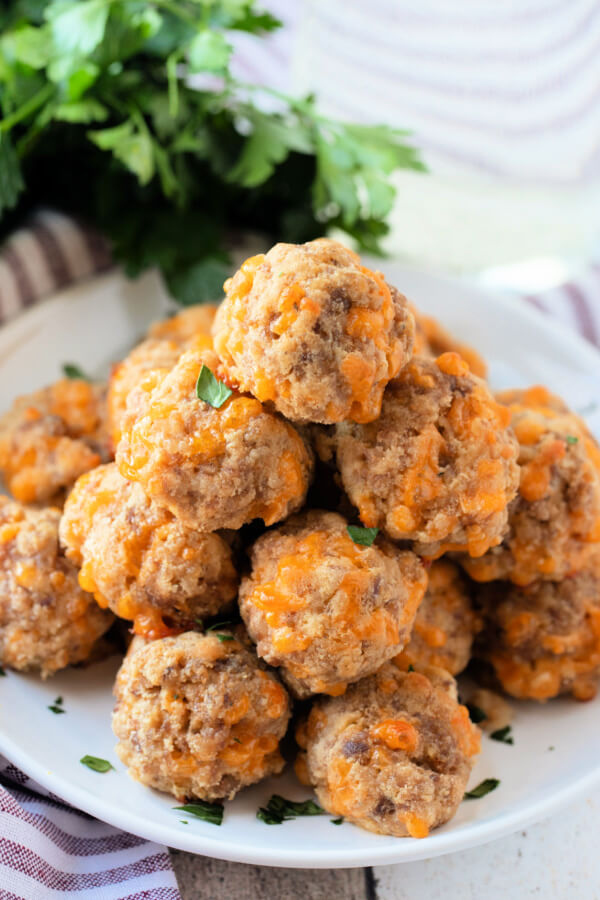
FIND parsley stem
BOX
[0,84,55,133]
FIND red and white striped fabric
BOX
[0,757,180,900]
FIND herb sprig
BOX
[174,801,224,826]
[0,1,424,305]
[256,794,324,825]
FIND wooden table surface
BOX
[168,789,600,899]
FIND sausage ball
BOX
[60,464,238,639]
[116,348,313,531]
[395,560,480,675]
[147,303,218,343]
[295,663,480,837]
[459,386,600,586]
[476,556,600,702]
[411,305,487,379]
[0,496,114,677]
[328,353,520,559]
[0,379,109,504]
[212,239,415,424]
[239,510,428,698]
[113,630,291,801]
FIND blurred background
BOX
[233,0,600,290]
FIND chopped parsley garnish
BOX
[566,435,579,445]
[62,363,90,380]
[407,664,415,672]
[256,795,324,825]
[48,696,65,715]
[331,817,344,825]
[194,618,204,629]
[206,621,234,642]
[233,738,242,745]
[347,525,379,547]
[490,726,513,745]
[464,778,500,800]
[466,703,487,724]
[181,820,189,825]
[548,746,555,752]
[0,666,6,677]
[174,801,223,826]
[80,755,114,773]
[196,365,232,409]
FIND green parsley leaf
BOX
[80,755,114,773]
[0,134,24,217]
[62,363,90,380]
[48,695,65,714]
[174,801,223,826]
[188,31,232,73]
[331,817,344,825]
[347,525,379,547]
[257,795,324,825]
[490,726,514,745]
[196,365,232,409]
[566,435,579,445]
[88,120,155,185]
[464,778,500,800]
[466,703,487,724]
[407,664,415,672]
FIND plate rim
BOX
[1,265,600,867]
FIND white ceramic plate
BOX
[1,265,600,869]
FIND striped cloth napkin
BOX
[0,213,599,899]
[0,759,180,899]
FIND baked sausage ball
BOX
[0,379,109,504]
[0,496,114,677]
[113,630,291,801]
[395,560,480,675]
[60,464,238,639]
[459,386,600,586]
[116,348,313,531]
[107,338,183,448]
[476,557,600,702]
[296,663,480,837]
[108,305,218,448]
[212,239,415,424]
[411,305,487,379]
[329,353,520,559]
[239,510,428,698]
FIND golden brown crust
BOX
[116,348,313,531]
[0,380,109,504]
[60,464,238,639]
[459,386,600,585]
[297,664,479,837]
[239,510,428,698]
[476,552,600,701]
[112,631,291,801]
[330,353,519,558]
[212,239,415,424]
[0,496,113,677]
[395,559,480,675]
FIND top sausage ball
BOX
[0,496,114,677]
[0,379,109,504]
[113,630,291,802]
[60,463,238,639]
[395,559,480,676]
[239,510,428,698]
[459,386,600,586]
[295,663,480,837]
[116,347,313,531]
[475,552,600,702]
[328,353,520,559]
[212,239,415,424]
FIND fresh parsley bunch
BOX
[0,0,424,304]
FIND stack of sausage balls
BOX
[1,237,599,840]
